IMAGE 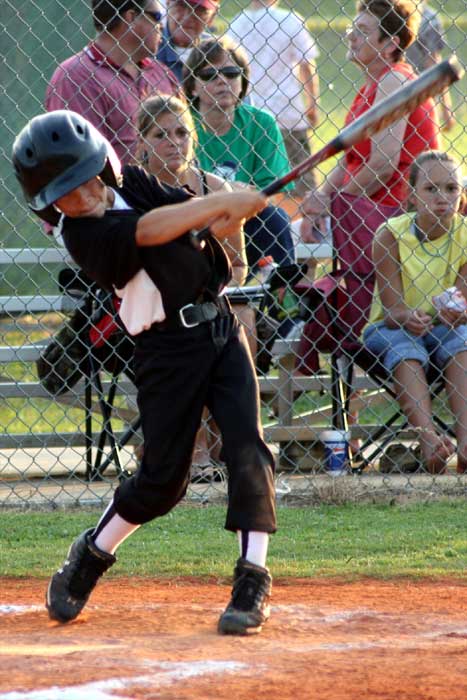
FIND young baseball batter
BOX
[12,109,276,636]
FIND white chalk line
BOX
[273,605,467,631]
[0,606,42,616]
[273,605,378,622]
[290,627,467,654]
[0,660,249,700]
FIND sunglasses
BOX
[143,9,163,25]
[196,66,243,81]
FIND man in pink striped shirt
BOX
[45,0,180,165]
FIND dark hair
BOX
[182,37,250,108]
[92,0,145,31]
[137,94,195,137]
[409,150,462,188]
[356,0,420,60]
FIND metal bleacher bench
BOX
[2,242,375,472]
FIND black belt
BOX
[154,295,231,331]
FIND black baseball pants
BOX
[114,312,276,533]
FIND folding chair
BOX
[337,341,455,472]
[296,268,459,474]
[293,268,374,472]
[293,193,405,472]
[85,336,139,483]
[58,268,139,482]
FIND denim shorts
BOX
[362,321,467,373]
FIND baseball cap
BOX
[185,0,220,9]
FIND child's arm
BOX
[206,176,248,287]
[439,261,467,327]
[136,190,267,247]
[455,262,467,303]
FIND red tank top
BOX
[342,62,440,207]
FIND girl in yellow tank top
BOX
[363,150,467,474]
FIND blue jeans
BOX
[363,321,467,373]
[244,205,295,271]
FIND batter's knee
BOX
[114,472,188,524]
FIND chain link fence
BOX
[1,0,467,508]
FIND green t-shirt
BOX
[366,212,467,327]
[193,104,292,191]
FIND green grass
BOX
[1,501,466,579]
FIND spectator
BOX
[137,95,247,282]
[363,150,467,474]
[229,0,320,198]
[137,94,253,477]
[157,0,220,82]
[183,37,296,276]
[136,95,258,347]
[406,1,455,132]
[45,0,179,165]
[296,0,441,453]
[297,0,440,375]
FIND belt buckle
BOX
[179,303,199,328]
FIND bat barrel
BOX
[198,57,464,237]
[337,57,464,151]
[262,57,463,198]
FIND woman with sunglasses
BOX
[183,38,297,281]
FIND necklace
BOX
[412,219,452,258]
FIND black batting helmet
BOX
[12,110,122,225]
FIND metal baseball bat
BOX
[194,57,463,244]
[262,56,464,197]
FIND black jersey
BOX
[61,166,232,317]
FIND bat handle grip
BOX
[190,227,211,246]
[192,177,289,244]
[261,177,289,197]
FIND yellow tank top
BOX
[366,212,467,327]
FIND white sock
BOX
[94,513,140,555]
[237,530,269,568]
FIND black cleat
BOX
[218,557,272,635]
[46,528,116,623]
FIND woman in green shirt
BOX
[183,37,295,275]
[363,151,467,474]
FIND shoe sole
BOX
[218,607,270,636]
[218,620,264,635]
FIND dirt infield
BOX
[1,577,467,700]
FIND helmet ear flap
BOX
[38,205,61,227]
[101,149,122,189]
